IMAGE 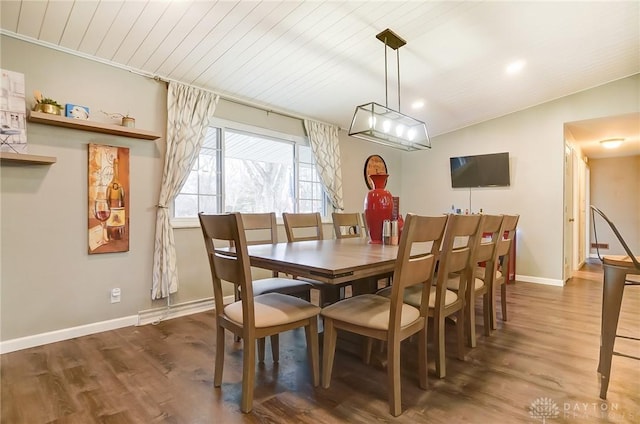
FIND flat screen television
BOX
[449,152,510,188]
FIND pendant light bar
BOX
[348,29,430,151]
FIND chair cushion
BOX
[251,277,312,296]
[376,285,458,308]
[474,266,502,281]
[446,275,485,291]
[321,294,420,330]
[224,293,320,328]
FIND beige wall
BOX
[589,155,640,256]
[402,75,639,283]
[1,34,639,345]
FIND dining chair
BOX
[378,213,483,378]
[198,212,320,413]
[590,205,640,399]
[321,213,448,416]
[332,212,364,239]
[450,214,504,347]
[332,211,389,294]
[282,212,341,306]
[239,212,313,361]
[481,214,519,330]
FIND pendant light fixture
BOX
[348,29,430,151]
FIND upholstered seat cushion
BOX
[377,285,458,308]
[474,266,502,281]
[224,293,320,328]
[250,277,313,296]
[320,294,420,330]
[446,275,485,291]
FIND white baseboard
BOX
[1,295,234,355]
[0,315,138,354]
[516,274,565,287]
[137,297,216,325]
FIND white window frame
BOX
[171,117,328,228]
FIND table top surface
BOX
[245,238,400,284]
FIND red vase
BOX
[364,174,393,244]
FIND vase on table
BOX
[364,174,393,244]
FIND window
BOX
[173,123,326,220]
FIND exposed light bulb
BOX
[407,129,416,141]
[382,120,391,133]
[395,124,404,137]
[368,116,377,128]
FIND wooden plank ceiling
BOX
[1,1,639,155]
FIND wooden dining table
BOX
[244,237,400,286]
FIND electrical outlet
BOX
[111,288,121,303]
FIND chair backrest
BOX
[432,214,483,311]
[199,212,256,326]
[332,212,364,239]
[241,212,278,245]
[282,212,323,242]
[474,215,504,264]
[591,205,640,269]
[495,215,520,277]
[388,213,448,323]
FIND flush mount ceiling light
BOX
[600,138,624,149]
[348,29,430,151]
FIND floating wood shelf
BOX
[28,111,161,140]
[0,152,57,165]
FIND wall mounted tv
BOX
[449,152,510,188]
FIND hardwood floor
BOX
[2,261,639,423]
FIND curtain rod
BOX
[138,70,340,130]
[1,29,339,130]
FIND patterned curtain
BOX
[152,82,219,299]
[304,119,344,211]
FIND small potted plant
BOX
[101,111,135,128]
[33,90,62,115]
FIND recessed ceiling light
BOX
[411,100,425,109]
[505,60,526,75]
[600,138,624,149]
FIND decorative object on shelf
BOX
[102,110,135,128]
[348,29,430,151]
[364,173,393,244]
[1,69,28,154]
[65,104,90,120]
[88,143,130,254]
[33,90,62,115]
[364,154,387,189]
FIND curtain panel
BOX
[303,120,344,211]
[152,82,219,299]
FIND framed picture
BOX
[65,104,90,120]
[0,69,27,153]
[88,144,130,254]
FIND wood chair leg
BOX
[270,334,279,362]
[363,337,373,365]
[466,295,477,348]
[434,316,446,379]
[304,318,320,387]
[491,282,501,330]
[482,292,492,337]
[214,325,225,387]
[257,338,266,363]
[387,337,402,417]
[240,336,256,413]
[321,319,338,388]
[418,327,428,390]
[500,283,508,322]
[456,310,466,361]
